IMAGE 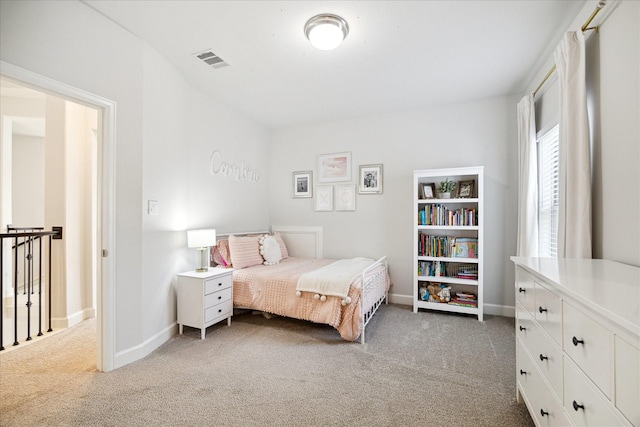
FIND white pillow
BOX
[259,235,282,265]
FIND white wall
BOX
[270,95,519,313]
[11,135,44,227]
[0,0,271,368]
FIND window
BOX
[537,125,559,257]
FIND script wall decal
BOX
[209,150,261,182]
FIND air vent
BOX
[193,49,229,69]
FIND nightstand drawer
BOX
[204,287,232,309]
[563,301,612,398]
[205,299,233,324]
[205,274,232,294]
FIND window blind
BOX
[538,125,559,258]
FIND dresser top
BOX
[511,257,640,337]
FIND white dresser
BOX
[511,257,639,427]
[177,268,233,339]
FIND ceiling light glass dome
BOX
[304,14,349,51]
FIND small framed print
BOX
[292,171,312,198]
[457,180,474,198]
[314,185,334,211]
[358,164,383,194]
[335,185,356,211]
[420,183,436,199]
[317,152,351,182]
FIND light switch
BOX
[148,200,160,216]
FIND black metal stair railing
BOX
[0,226,62,351]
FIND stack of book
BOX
[449,292,477,307]
[456,265,478,280]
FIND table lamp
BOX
[187,229,216,272]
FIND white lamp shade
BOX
[304,14,349,51]
[187,229,216,248]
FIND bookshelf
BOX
[413,166,483,321]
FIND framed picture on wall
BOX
[314,185,334,211]
[317,152,351,182]
[292,171,312,198]
[358,164,383,194]
[335,185,356,211]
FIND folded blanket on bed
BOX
[296,257,374,299]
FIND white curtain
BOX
[516,95,538,257]
[554,31,592,258]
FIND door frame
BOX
[1,60,116,371]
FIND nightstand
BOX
[177,267,233,339]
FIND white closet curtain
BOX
[516,95,538,257]
[554,30,592,258]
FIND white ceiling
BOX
[61,2,590,129]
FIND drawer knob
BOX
[519,325,526,331]
[539,354,548,361]
[518,287,526,293]
[572,336,584,346]
[540,409,549,417]
[218,296,222,300]
[218,309,222,313]
[572,401,585,411]
[519,369,527,376]
[218,282,222,287]
[538,306,547,313]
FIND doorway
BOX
[1,61,115,372]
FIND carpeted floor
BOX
[0,304,534,426]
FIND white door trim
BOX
[1,60,116,372]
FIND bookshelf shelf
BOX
[413,166,483,320]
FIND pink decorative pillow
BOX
[212,239,232,267]
[273,232,289,259]
[228,234,264,269]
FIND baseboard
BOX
[51,307,96,330]
[388,293,515,318]
[114,322,178,370]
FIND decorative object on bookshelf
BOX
[438,178,457,198]
[317,152,351,182]
[420,183,436,199]
[358,164,383,194]
[457,180,474,198]
[292,171,312,198]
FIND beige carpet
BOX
[1,304,534,426]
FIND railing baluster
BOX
[13,236,19,346]
[26,236,32,341]
[1,240,4,351]
[38,236,43,337]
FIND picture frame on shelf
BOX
[292,171,312,198]
[457,180,474,198]
[420,183,436,199]
[314,185,334,211]
[335,184,356,211]
[317,152,351,182]
[358,164,383,194]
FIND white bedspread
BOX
[296,257,374,298]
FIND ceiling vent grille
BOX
[193,49,229,69]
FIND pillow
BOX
[259,235,282,265]
[273,232,289,259]
[228,234,264,269]
[212,239,232,267]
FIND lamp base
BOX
[195,247,209,272]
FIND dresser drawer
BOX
[516,304,536,351]
[205,299,233,324]
[564,355,626,427]
[205,274,232,295]
[615,336,640,426]
[563,301,613,399]
[204,287,232,309]
[535,283,562,345]
[518,341,569,427]
[516,268,536,314]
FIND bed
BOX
[213,227,389,343]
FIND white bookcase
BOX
[413,166,483,321]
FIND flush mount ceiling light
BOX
[304,14,349,51]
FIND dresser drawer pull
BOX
[538,306,547,313]
[520,369,527,376]
[218,296,222,300]
[572,336,584,346]
[572,401,585,411]
[540,409,549,417]
[217,282,223,287]
[519,326,526,331]
[518,287,526,293]
[539,354,548,361]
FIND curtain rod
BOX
[533,0,607,97]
